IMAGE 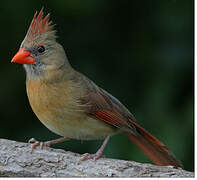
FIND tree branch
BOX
[0,138,193,177]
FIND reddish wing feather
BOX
[80,88,136,132]
[94,110,130,128]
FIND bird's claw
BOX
[78,152,105,164]
[28,138,50,153]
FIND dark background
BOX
[0,0,193,171]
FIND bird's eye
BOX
[37,46,45,53]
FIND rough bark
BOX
[0,138,193,177]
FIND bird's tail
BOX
[125,119,182,168]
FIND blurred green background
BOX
[0,0,193,171]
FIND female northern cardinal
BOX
[11,9,182,167]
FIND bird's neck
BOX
[24,63,44,79]
[24,62,75,84]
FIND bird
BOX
[11,9,182,168]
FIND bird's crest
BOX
[25,8,56,44]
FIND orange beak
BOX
[11,48,35,64]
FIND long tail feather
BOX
[125,120,182,168]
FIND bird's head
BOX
[11,9,70,79]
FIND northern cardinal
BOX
[11,9,182,167]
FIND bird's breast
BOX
[26,79,116,140]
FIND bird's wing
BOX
[79,79,137,133]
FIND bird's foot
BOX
[28,137,70,153]
[28,138,51,153]
[78,152,105,164]
[78,136,110,164]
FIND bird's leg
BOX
[28,137,70,153]
[78,136,110,164]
